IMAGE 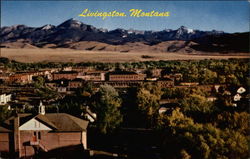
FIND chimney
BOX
[38,101,45,115]
[13,114,21,158]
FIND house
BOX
[179,82,199,87]
[0,94,11,105]
[45,82,57,89]
[157,78,174,88]
[68,79,84,89]
[57,87,67,93]
[52,71,78,80]
[0,73,10,83]
[206,96,217,102]
[233,94,241,101]
[62,67,73,71]
[94,81,143,88]
[0,103,89,158]
[108,71,146,81]
[42,70,53,80]
[77,72,105,81]
[8,73,33,84]
[214,85,221,93]
[237,87,246,94]
[158,107,168,114]
[146,77,157,81]
[160,99,178,105]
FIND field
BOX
[1,48,249,63]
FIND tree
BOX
[33,76,45,88]
[92,84,122,134]
[160,108,249,159]
[226,74,240,86]
[199,68,218,84]
[218,75,226,84]
[136,83,163,127]
[215,112,249,135]
[0,105,12,124]
[179,93,214,123]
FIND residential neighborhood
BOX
[0,58,249,159]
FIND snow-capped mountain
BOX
[0,18,226,45]
[1,18,248,53]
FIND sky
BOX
[1,1,249,33]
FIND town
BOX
[0,57,249,159]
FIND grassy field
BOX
[1,48,249,63]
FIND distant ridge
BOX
[0,18,249,53]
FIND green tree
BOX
[226,74,240,86]
[34,76,45,88]
[199,68,218,84]
[218,75,226,84]
[136,83,163,127]
[160,108,249,159]
[0,105,12,124]
[215,112,249,135]
[179,93,214,123]
[92,84,123,134]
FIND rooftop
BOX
[2,113,88,132]
[54,71,78,74]
[109,71,138,75]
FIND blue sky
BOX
[1,1,249,33]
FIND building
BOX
[57,87,67,93]
[8,73,33,84]
[68,79,84,89]
[163,73,182,81]
[158,107,168,114]
[179,82,199,87]
[77,72,105,81]
[108,71,146,81]
[0,94,11,105]
[206,96,217,102]
[157,78,174,88]
[94,81,143,88]
[45,82,57,89]
[52,71,78,80]
[0,104,89,158]
[237,87,246,94]
[0,73,10,83]
[233,94,242,101]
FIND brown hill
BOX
[0,40,37,49]
[46,40,200,53]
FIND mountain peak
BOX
[179,26,188,29]
[41,24,54,30]
[177,26,194,34]
[57,18,83,28]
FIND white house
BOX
[57,87,67,93]
[0,94,11,105]
[237,87,246,94]
[206,96,217,102]
[159,107,168,114]
[233,94,242,101]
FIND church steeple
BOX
[38,101,45,115]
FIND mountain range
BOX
[0,18,249,53]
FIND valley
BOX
[1,48,249,63]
